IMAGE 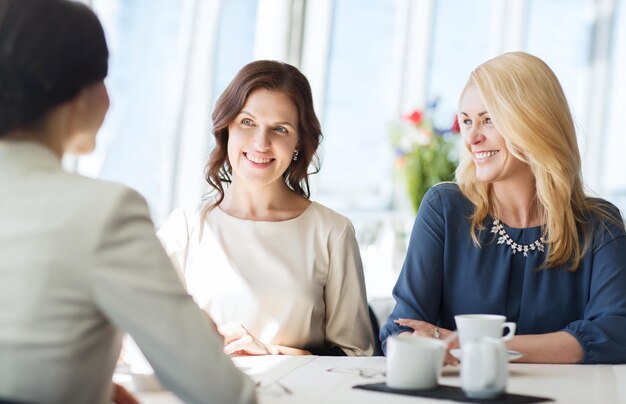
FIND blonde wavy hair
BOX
[456,51,613,270]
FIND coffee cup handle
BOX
[501,322,516,341]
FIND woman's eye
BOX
[241,118,254,126]
[273,126,288,134]
[462,119,472,126]
[484,117,493,125]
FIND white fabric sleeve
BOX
[156,208,191,277]
[324,221,375,356]
[90,188,256,404]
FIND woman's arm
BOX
[559,230,626,364]
[219,322,311,356]
[380,186,447,352]
[156,208,191,276]
[508,332,583,363]
[323,221,374,356]
[92,188,256,403]
[512,221,626,364]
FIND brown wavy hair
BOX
[205,60,322,208]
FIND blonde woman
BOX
[380,52,626,364]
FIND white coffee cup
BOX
[461,337,508,399]
[454,314,516,349]
[386,334,446,390]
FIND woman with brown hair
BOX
[158,60,374,356]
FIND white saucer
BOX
[450,348,523,362]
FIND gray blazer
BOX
[0,141,256,404]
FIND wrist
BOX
[267,344,281,355]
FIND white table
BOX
[123,356,626,404]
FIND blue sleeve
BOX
[380,186,446,353]
[564,232,626,364]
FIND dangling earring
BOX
[292,150,299,161]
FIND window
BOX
[604,0,626,213]
[525,0,594,135]
[80,0,258,224]
[427,0,492,126]
[315,0,397,211]
[79,0,185,218]
[211,0,258,101]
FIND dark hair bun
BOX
[0,61,49,134]
[0,0,108,135]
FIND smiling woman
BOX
[459,86,534,189]
[157,60,375,358]
[226,89,301,197]
[381,52,626,365]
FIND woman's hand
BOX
[394,318,459,365]
[219,322,279,356]
[112,382,139,404]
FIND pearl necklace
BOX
[490,217,548,257]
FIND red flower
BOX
[450,115,460,133]
[403,109,423,126]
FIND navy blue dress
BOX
[380,183,626,363]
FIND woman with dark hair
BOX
[158,60,374,356]
[0,0,256,403]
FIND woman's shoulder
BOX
[302,202,359,247]
[586,197,624,221]
[305,201,353,228]
[585,197,626,243]
[422,182,472,215]
[63,173,148,211]
[157,203,207,235]
[426,182,462,199]
[52,176,155,239]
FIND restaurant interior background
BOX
[73,0,626,314]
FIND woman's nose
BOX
[253,127,271,150]
[464,125,484,146]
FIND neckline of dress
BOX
[216,201,315,223]
[488,214,544,231]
